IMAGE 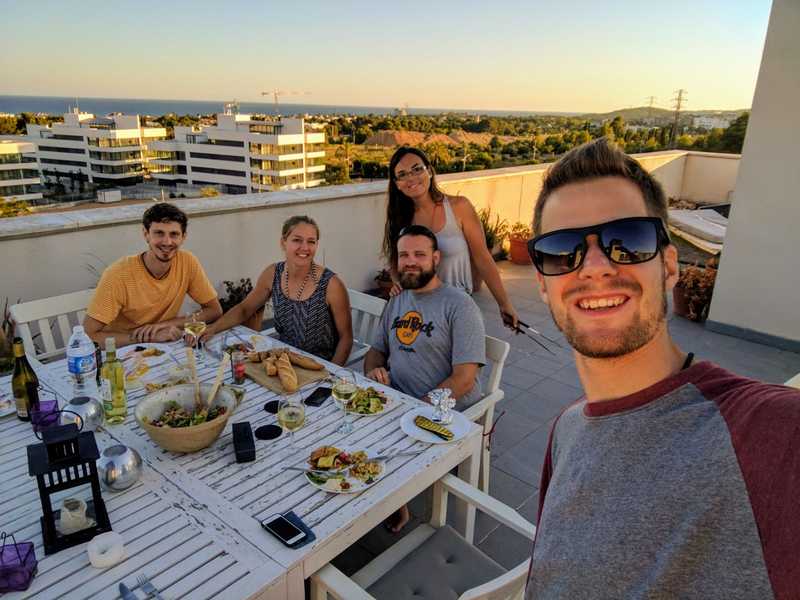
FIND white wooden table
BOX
[0,327,482,599]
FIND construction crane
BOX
[260,90,311,115]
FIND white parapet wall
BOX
[0,150,738,311]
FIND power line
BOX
[670,89,687,148]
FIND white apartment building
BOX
[0,140,42,202]
[26,110,167,187]
[692,114,734,130]
[149,111,325,193]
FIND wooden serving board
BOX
[244,361,329,395]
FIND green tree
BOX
[718,113,749,153]
[0,116,17,135]
[610,116,625,139]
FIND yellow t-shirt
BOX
[87,250,217,331]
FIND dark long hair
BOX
[382,146,446,268]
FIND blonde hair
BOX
[281,215,320,240]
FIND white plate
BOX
[331,388,393,416]
[304,459,386,494]
[400,406,471,444]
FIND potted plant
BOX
[0,298,15,375]
[478,208,508,260]
[375,268,394,298]
[220,278,264,331]
[673,260,717,322]
[508,222,533,265]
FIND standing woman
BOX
[201,215,353,365]
[382,146,519,328]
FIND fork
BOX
[136,574,165,600]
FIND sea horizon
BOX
[0,94,581,118]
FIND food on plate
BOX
[149,401,227,428]
[140,347,165,358]
[306,472,351,491]
[276,352,298,392]
[125,361,150,382]
[145,378,188,393]
[264,357,278,377]
[414,415,454,441]
[308,446,368,470]
[346,387,388,414]
[349,461,382,483]
[224,342,254,355]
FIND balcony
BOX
[0,145,799,573]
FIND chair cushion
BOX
[366,525,506,600]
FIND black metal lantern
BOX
[26,413,111,555]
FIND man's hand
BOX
[366,367,391,386]
[132,322,181,343]
[153,326,182,342]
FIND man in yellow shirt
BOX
[84,203,223,346]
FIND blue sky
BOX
[0,0,772,112]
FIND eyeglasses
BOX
[394,163,427,181]
[527,217,670,276]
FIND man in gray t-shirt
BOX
[365,225,485,533]
[365,225,486,409]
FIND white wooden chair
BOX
[310,473,535,600]
[346,289,387,366]
[10,289,95,362]
[463,335,510,492]
[785,373,800,389]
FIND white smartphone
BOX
[261,513,307,546]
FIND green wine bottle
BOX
[11,337,39,421]
[100,337,127,424]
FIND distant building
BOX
[149,109,325,193]
[0,140,42,202]
[26,110,167,186]
[692,114,734,130]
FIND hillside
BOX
[576,106,747,123]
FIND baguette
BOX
[276,352,298,392]
[287,351,324,371]
[264,357,278,377]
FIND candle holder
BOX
[0,532,37,592]
[26,411,112,555]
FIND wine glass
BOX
[277,394,306,448]
[184,314,207,365]
[332,369,358,434]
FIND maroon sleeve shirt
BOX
[527,362,800,599]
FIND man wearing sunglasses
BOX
[525,139,799,600]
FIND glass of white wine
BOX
[184,314,207,365]
[332,369,358,434]
[277,394,306,447]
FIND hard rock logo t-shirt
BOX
[372,284,485,408]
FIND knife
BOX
[119,582,139,600]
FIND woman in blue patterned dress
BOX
[202,215,353,365]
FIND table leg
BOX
[455,432,481,543]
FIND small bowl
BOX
[97,445,143,492]
[62,396,105,431]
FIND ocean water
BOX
[0,95,575,118]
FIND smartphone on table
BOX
[304,386,332,407]
[261,513,307,546]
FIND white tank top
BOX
[435,197,473,293]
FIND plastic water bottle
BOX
[67,325,98,397]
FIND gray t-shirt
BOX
[372,284,485,408]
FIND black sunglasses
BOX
[528,217,670,276]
